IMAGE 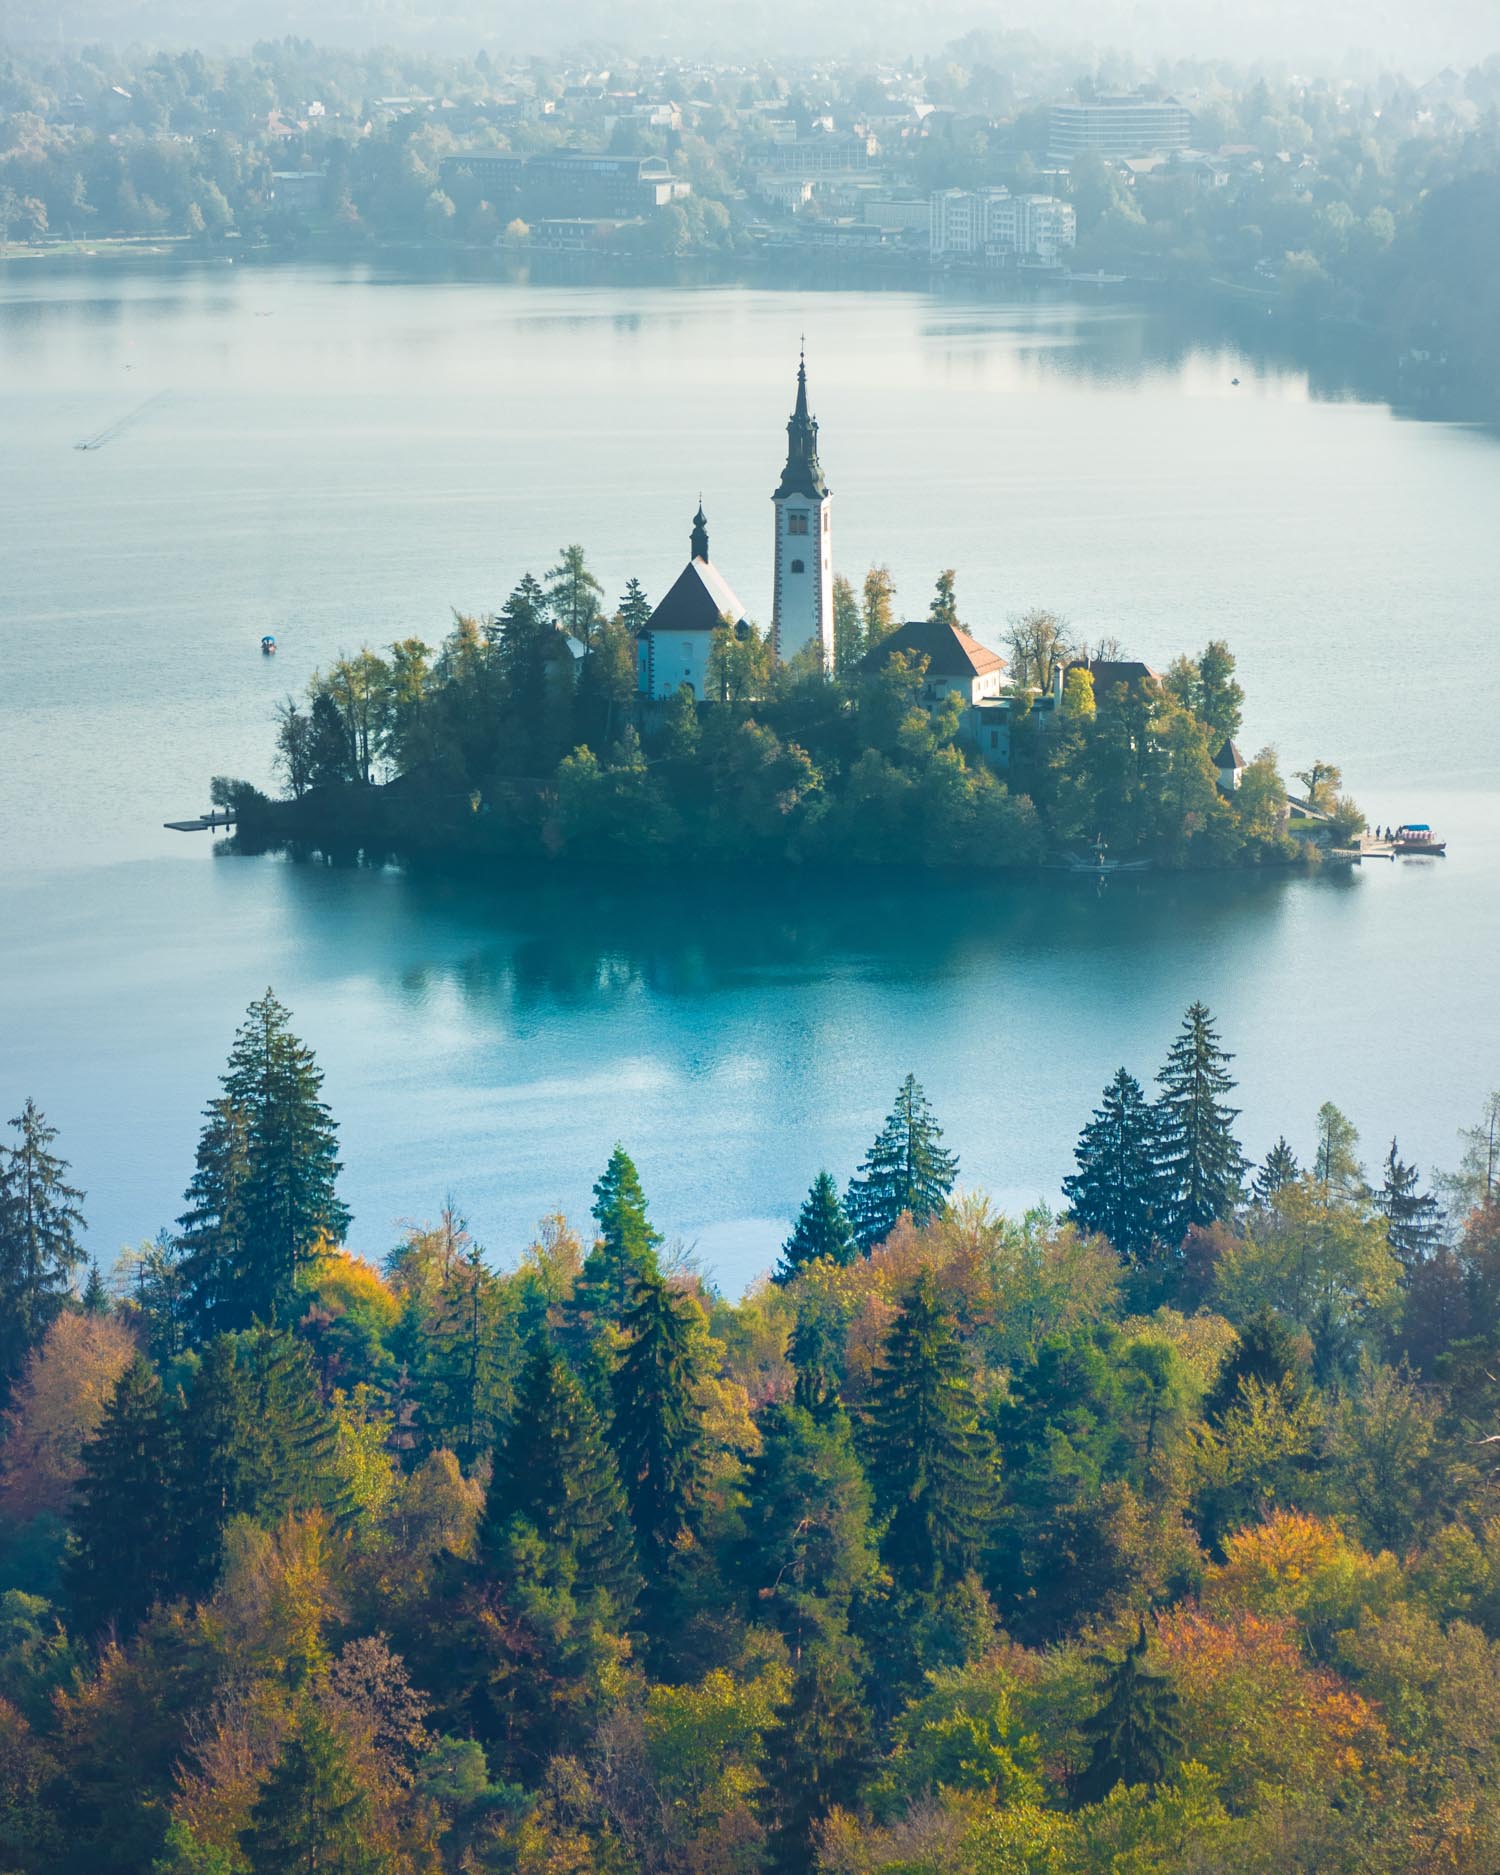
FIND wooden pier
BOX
[164,810,236,833]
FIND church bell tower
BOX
[771,351,833,668]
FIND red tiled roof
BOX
[860,618,1005,680]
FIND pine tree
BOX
[618,576,653,636]
[418,1242,512,1467]
[1202,1306,1304,1423]
[1152,1004,1246,1245]
[844,1076,958,1254]
[0,1099,87,1396]
[1378,1138,1443,1267]
[241,1703,389,1875]
[1062,1069,1158,1264]
[757,1635,871,1875]
[1252,1136,1300,1208]
[928,569,961,629]
[1072,1622,1182,1806]
[67,1356,180,1636]
[1313,1101,1363,1199]
[789,1306,844,1420]
[862,1272,995,1597]
[608,1269,703,1587]
[174,1329,346,1583]
[179,993,348,1339]
[741,1401,877,1653]
[570,1146,663,1333]
[81,1260,110,1315]
[177,1095,252,1342]
[776,1172,857,1283]
[484,1334,637,1615]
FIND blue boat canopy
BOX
[1399,823,1430,832]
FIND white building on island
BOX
[634,503,748,701]
[770,354,834,667]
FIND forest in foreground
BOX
[3,991,1499,1874]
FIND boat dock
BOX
[164,810,236,833]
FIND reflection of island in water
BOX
[254,846,1350,1022]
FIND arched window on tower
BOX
[790,558,805,574]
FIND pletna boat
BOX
[1393,822,1446,855]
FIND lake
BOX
[2,258,1497,1287]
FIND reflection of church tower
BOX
[771,352,833,667]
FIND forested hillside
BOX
[3,992,1500,1871]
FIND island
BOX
[223,359,1359,875]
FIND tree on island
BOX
[546,543,605,646]
[178,990,349,1341]
[1005,607,1075,697]
[1152,1003,1247,1246]
[832,573,864,677]
[928,568,961,629]
[617,576,653,636]
[1063,1068,1159,1265]
[776,1171,858,1282]
[861,565,898,653]
[845,1075,958,1253]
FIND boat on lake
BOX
[261,634,277,656]
[1394,822,1446,855]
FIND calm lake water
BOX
[2,259,1497,1286]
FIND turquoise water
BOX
[2,261,1497,1286]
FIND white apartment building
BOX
[929,187,1077,263]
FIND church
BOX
[635,355,835,700]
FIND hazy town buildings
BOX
[438,150,689,220]
[1047,93,1194,161]
[929,187,1077,263]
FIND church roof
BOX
[1212,738,1246,769]
[774,355,829,501]
[860,618,1005,680]
[644,557,748,635]
[1074,658,1162,696]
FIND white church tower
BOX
[771,352,834,667]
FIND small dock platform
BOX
[1328,835,1397,863]
[164,811,236,833]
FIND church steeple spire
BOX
[691,498,709,562]
[775,348,828,501]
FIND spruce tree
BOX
[617,576,653,636]
[418,1242,512,1467]
[67,1356,180,1636]
[1062,1069,1158,1264]
[81,1260,110,1315]
[570,1146,663,1332]
[741,1401,878,1653]
[1072,1622,1182,1806]
[485,1334,637,1615]
[0,1099,87,1396]
[1378,1138,1443,1266]
[608,1269,704,1586]
[862,1271,995,1598]
[775,1172,857,1283]
[179,992,348,1339]
[1152,1003,1246,1245]
[789,1305,844,1420]
[177,1095,252,1342]
[241,1703,389,1875]
[1202,1306,1303,1424]
[757,1635,872,1875]
[1252,1136,1300,1208]
[844,1076,958,1254]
